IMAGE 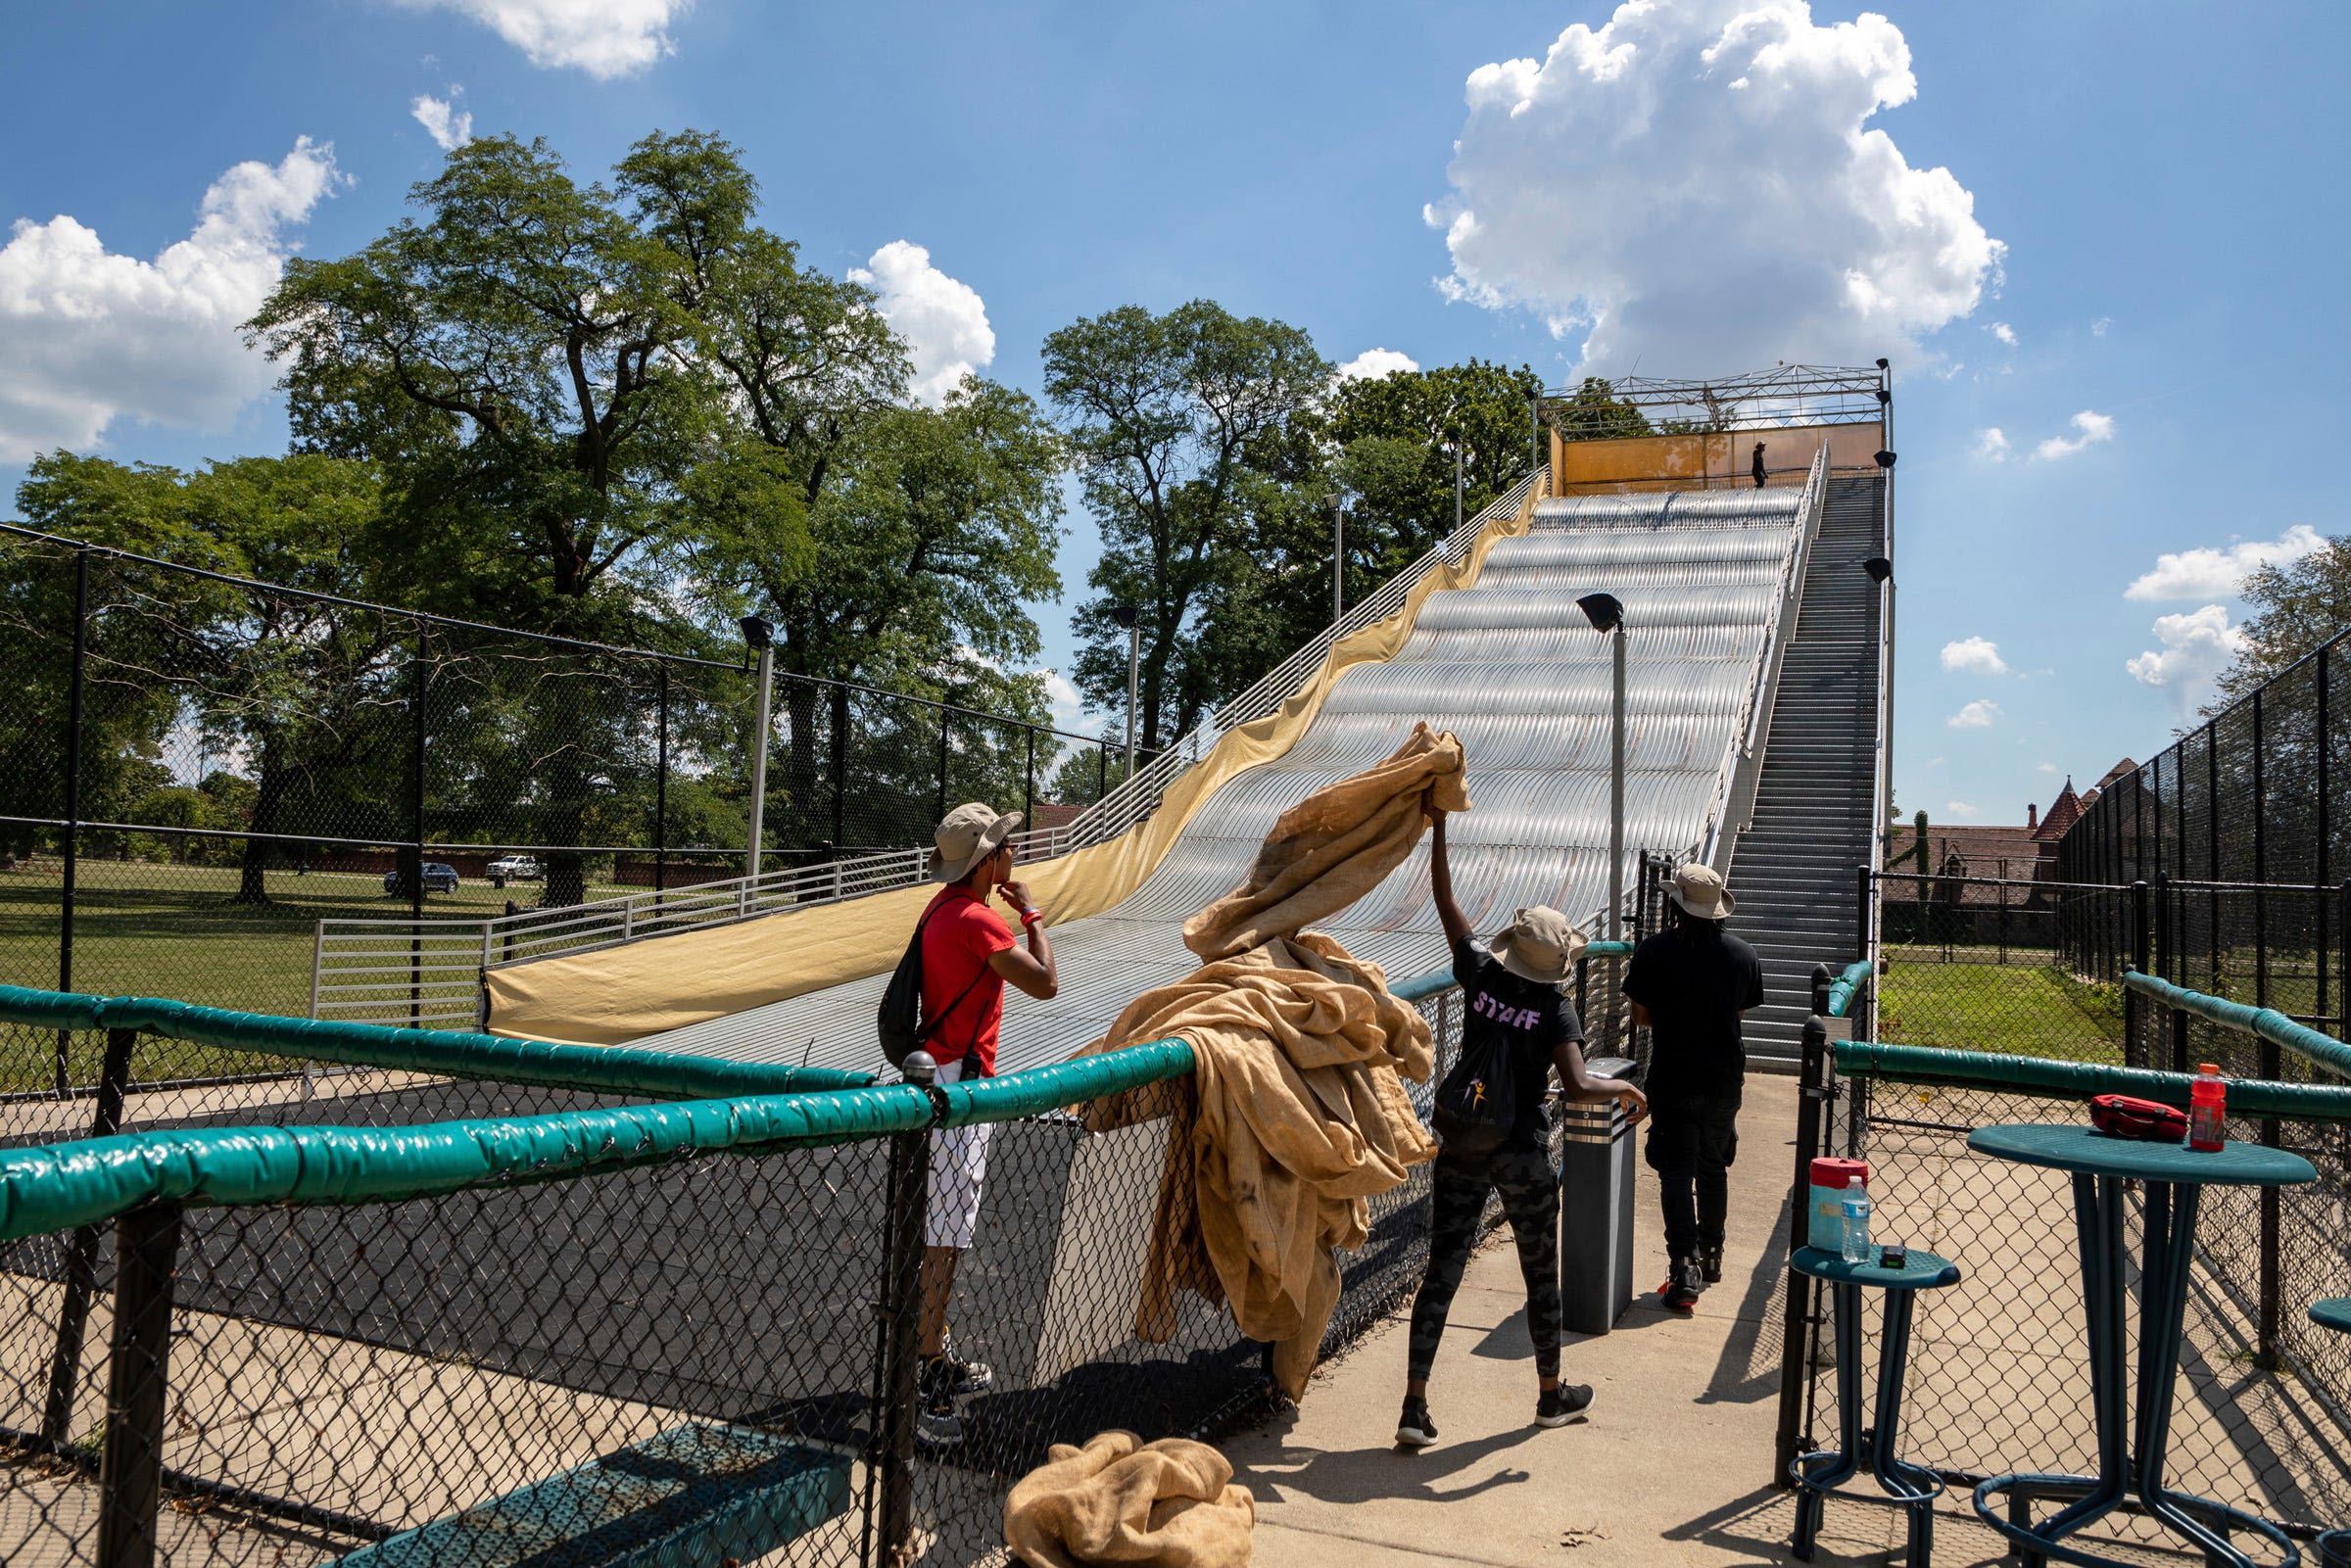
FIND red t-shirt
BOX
[919,885,1015,1076]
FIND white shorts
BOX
[925,1057,993,1250]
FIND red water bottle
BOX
[2188,1063,2227,1152]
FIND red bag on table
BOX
[2088,1094,2187,1142]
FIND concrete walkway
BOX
[1220,1073,2198,1568]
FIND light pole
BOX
[740,616,775,880]
[1330,493,1345,620]
[1579,591,1628,1049]
[1452,434,1465,537]
[1110,603,1140,782]
[1530,392,1543,485]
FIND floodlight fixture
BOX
[739,616,774,649]
[1576,593,1626,634]
[1875,357,1891,370]
[1109,604,1138,630]
[1874,450,1897,469]
[1862,556,1894,586]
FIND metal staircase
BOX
[1723,473,1887,1064]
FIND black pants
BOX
[1646,1094,1741,1260]
[1408,1143,1562,1382]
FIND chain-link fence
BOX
[1774,992,2351,1542]
[0,527,1116,1024]
[0,954,1605,1567]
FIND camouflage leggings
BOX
[1407,1143,1563,1382]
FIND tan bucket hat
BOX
[929,801,1024,883]
[1668,863,1736,921]
[1487,905,1588,985]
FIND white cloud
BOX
[1336,347,1420,382]
[1941,637,2008,676]
[2034,409,2114,460]
[1947,700,2000,730]
[396,0,687,76]
[2090,316,2112,336]
[0,138,344,462]
[848,241,994,406]
[1974,427,2009,462]
[1427,1,2002,371]
[1041,670,1087,736]
[1991,321,2016,346]
[410,91,472,150]
[1943,800,1981,820]
[2124,524,2327,602]
[2036,761,2061,776]
[2127,605,2247,719]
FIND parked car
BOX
[486,854,544,888]
[384,862,461,895]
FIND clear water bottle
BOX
[1840,1176,1872,1264]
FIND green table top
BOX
[1790,1245,1961,1290]
[2312,1299,2351,1336]
[1966,1123,2315,1187]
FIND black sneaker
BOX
[1536,1385,1594,1427]
[929,1341,993,1396]
[915,1372,964,1449]
[1395,1397,1439,1448]
[1660,1256,1703,1311]
[1700,1243,1725,1285]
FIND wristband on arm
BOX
[1020,906,1044,927]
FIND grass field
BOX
[0,859,639,1019]
[1878,954,2127,1063]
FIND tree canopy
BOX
[2209,535,2351,710]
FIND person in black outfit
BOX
[1623,862,1764,1310]
[1751,442,1768,489]
[1396,791,1646,1449]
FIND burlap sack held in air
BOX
[1003,1430,1254,1568]
[1079,728,1461,1399]
[1181,720,1468,961]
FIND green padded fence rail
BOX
[2123,969,2351,1080]
[1826,961,1875,1020]
[1834,1040,2351,1122]
[0,984,874,1101]
[1389,945,1626,1006]
[0,1035,1201,1244]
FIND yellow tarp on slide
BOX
[484,484,1544,1046]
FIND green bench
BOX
[340,1422,850,1568]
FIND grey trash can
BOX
[1558,1056,1640,1335]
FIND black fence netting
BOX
[0,529,1113,1022]
[1795,1070,2351,1541]
[0,981,1594,1567]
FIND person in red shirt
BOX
[912,801,1058,1447]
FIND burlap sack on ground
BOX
[1079,929,1437,1399]
[1004,1430,1254,1568]
[1181,720,1468,961]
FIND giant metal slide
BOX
[608,447,1883,1075]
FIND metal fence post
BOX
[2126,880,2149,1068]
[408,628,429,1025]
[1774,1016,1830,1487]
[654,660,670,896]
[1024,726,1036,829]
[95,1203,182,1568]
[877,1053,937,1564]
[832,683,851,853]
[41,1025,138,1445]
[56,546,90,1091]
[936,711,951,826]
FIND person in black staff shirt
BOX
[1623,862,1764,1311]
[1396,790,1646,1449]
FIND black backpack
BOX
[1430,1029,1518,1155]
[877,901,988,1071]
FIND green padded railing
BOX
[0,1037,1199,1244]
[1389,943,1628,1005]
[1834,1040,2351,1122]
[2123,969,2351,1080]
[0,984,875,1102]
[1825,960,1874,1020]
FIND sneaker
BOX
[1395,1397,1439,1449]
[1700,1244,1725,1285]
[1536,1385,1594,1427]
[1660,1257,1703,1311]
[916,1402,964,1449]
[930,1339,993,1396]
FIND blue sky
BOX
[3,2,2345,829]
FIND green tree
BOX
[2208,534,2351,709]
[1045,301,1327,753]
[248,133,718,634]
[10,453,404,901]
[1552,375,1655,441]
